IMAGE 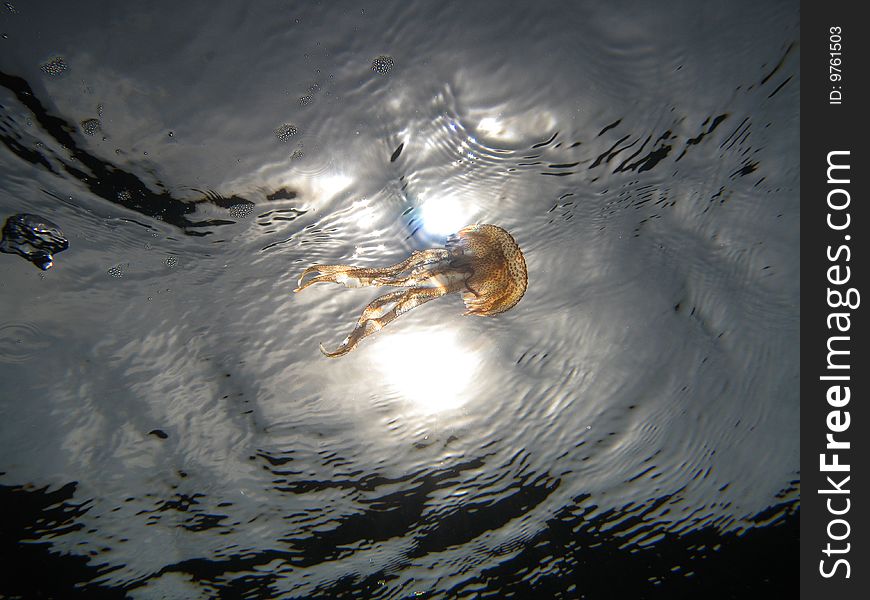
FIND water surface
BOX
[1,1,799,597]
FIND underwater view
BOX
[1,1,799,597]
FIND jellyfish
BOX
[294,224,528,357]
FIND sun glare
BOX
[372,330,480,413]
[420,196,473,237]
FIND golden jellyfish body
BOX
[294,224,528,357]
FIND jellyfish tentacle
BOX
[319,287,449,357]
[369,249,453,286]
[295,249,451,292]
[357,289,412,320]
[371,264,470,289]
[295,264,364,292]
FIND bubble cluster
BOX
[80,118,101,136]
[165,255,179,268]
[40,56,68,77]
[107,263,128,278]
[371,54,395,75]
[228,203,253,219]
[275,123,298,142]
[298,81,320,106]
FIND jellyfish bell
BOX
[444,224,528,316]
[294,224,527,357]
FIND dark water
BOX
[1,1,799,598]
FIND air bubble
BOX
[275,123,298,142]
[107,263,128,278]
[228,204,253,219]
[40,56,68,77]
[80,118,101,136]
[371,55,395,75]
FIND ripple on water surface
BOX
[0,322,52,364]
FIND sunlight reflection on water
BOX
[420,195,475,236]
[373,329,480,413]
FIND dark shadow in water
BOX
[1,475,798,599]
[0,70,255,237]
[0,481,125,599]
